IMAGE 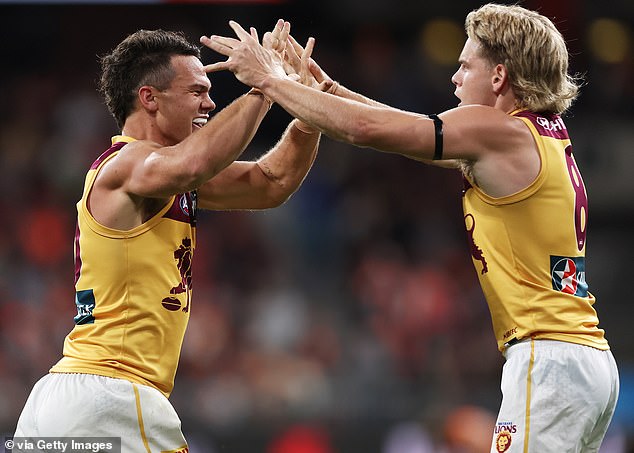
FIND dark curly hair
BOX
[99,29,201,129]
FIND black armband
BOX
[428,114,444,160]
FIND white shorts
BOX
[13,373,188,453]
[492,339,619,453]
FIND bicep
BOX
[121,142,199,198]
[353,107,494,162]
[353,108,437,160]
[439,106,521,161]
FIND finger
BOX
[268,19,283,48]
[250,27,259,42]
[299,37,315,82]
[200,37,234,57]
[270,19,288,53]
[288,35,304,56]
[284,39,301,70]
[282,55,299,78]
[302,37,315,62]
[262,31,273,50]
[278,21,291,50]
[282,59,295,77]
[200,35,239,52]
[203,61,231,73]
[308,59,326,82]
[228,20,253,41]
[271,19,284,39]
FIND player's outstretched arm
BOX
[196,21,322,211]
[200,21,441,159]
[201,20,523,167]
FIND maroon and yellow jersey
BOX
[50,135,197,396]
[462,111,608,352]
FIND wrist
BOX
[293,119,319,135]
[247,88,273,110]
[259,74,290,101]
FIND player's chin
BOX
[454,89,468,105]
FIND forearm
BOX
[330,82,389,108]
[196,120,320,210]
[176,91,270,187]
[256,120,320,200]
[258,76,447,162]
[259,76,377,145]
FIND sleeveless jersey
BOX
[462,111,608,352]
[50,135,197,397]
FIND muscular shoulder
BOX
[442,105,532,160]
[458,111,540,197]
[90,139,170,229]
[96,140,160,190]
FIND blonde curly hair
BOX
[465,3,581,114]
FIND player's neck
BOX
[121,114,172,146]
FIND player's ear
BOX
[492,63,509,95]
[138,85,159,112]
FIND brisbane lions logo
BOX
[465,214,488,274]
[161,237,193,313]
[495,431,512,452]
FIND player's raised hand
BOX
[282,34,333,134]
[283,35,314,87]
[284,35,333,93]
[263,19,290,54]
[199,20,287,89]
[287,34,334,91]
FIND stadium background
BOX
[0,0,632,451]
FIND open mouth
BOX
[193,117,208,129]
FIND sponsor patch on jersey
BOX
[165,191,197,225]
[550,255,588,297]
[513,111,569,140]
[179,193,190,216]
[74,289,96,324]
[179,191,197,218]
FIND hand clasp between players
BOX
[200,20,290,89]
[200,19,327,92]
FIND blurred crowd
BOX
[0,1,633,451]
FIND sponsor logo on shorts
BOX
[494,421,517,434]
[495,430,512,452]
[550,255,588,297]
[494,422,516,452]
